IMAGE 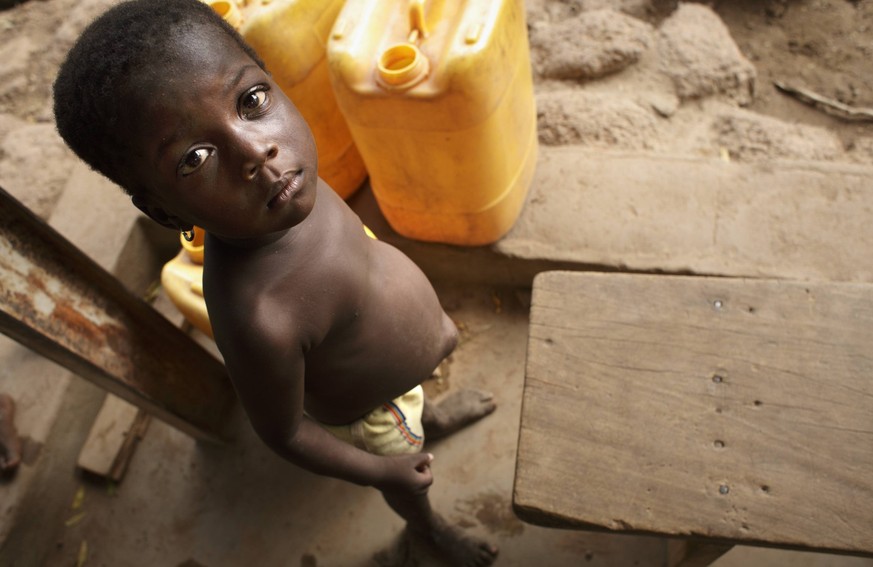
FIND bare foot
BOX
[0,394,21,474]
[422,514,498,567]
[423,389,496,442]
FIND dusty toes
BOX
[0,393,21,474]
[425,389,497,441]
[429,517,498,567]
[441,389,497,418]
[0,449,21,474]
[468,542,498,567]
[0,446,21,472]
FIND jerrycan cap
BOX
[377,43,429,90]
[181,227,205,264]
[376,0,430,90]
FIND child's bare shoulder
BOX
[204,186,368,347]
[208,253,326,348]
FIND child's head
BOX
[54,0,263,195]
[54,0,318,241]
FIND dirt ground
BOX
[715,0,873,149]
[1,0,873,565]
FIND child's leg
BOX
[421,390,496,441]
[0,393,21,473]
[382,486,498,567]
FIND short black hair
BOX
[53,0,266,195]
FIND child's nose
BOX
[242,142,279,180]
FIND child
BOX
[52,1,498,564]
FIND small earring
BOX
[182,228,195,242]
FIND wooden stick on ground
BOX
[774,80,873,122]
[78,394,151,482]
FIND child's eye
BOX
[239,87,270,119]
[178,147,213,176]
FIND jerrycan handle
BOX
[408,0,428,43]
[205,0,242,29]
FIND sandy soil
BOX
[0,0,119,218]
[527,0,873,160]
[715,0,873,149]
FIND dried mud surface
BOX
[526,0,873,162]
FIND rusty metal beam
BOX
[0,185,234,443]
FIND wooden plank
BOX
[109,408,150,482]
[513,272,873,556]
[78,394,139,477]
[0,185,234,442]
[78,394,151,481]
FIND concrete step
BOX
[352,147,873,285]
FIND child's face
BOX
[126,26,318,243]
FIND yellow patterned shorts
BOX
[318,385,425,456]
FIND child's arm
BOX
[221,327,433,494]
[282,415,435,495]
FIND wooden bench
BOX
[0,185,234,443]
[513,272,873,566]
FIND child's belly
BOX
[303,243,457,425]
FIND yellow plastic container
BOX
[204,0,367,199]
[161,228,213,338]
[327,0,538,245]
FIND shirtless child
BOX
[52,0,497,564]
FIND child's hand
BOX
[373,452,435,495]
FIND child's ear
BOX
[131,195,192,232]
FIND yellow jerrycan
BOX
[327,0,538,245]
[160,228,214,339]
[205,0,367,199]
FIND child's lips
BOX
[267,171,302,209]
